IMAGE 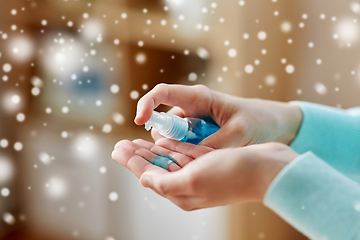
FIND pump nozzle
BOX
[144,111,189,141]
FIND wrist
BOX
[281,104,303,145]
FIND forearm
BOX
[264,152,360,240]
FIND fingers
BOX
[155,138,214,159]
[112,140,179,176]
[133,139,194,167]
[199,121,249,149]
[150,107,186,141]
[134,84,213,125]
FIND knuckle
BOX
[153,83,167,93]
[114,139,130,149]
[156,180,169,195]
[193,84,210,94]
[232,120,247,136]
[177,201,194,212]
[187,173,200,193]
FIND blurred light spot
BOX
[354,201,360,212]
[281,21,292,33]
[41,20,47,26]
[67,21,73,27]
[39,152,52,165]
[82,20,103,41]
[62,106,69,114]
[110,84,120,94]
[31,76,43,87]
[335,19,359,43]
[3,213,15,225]
[130,90,139,100]
[11,9,17,15]
[142,84,148,90]
[3,64,12,73]
[104,236,116,240]
[112,113,125,125]
[257,31,267,40]
[135,53,147,64]
[46,107,52,114]
[0,156,14,183]
[138,41,144,47]
[0,139,9,148]
[47,177,67,198]
[11,95,20,104]
[228,48,237,58]
[109,192,118,201]
[243,33,249,39]
[114,39,120,45]
[244,64,254,74]
[96,100,102,107]
[196,47,209,59]
[188,73,197,81]
[315,82,327,95]
[350,2,360,14]
[285,64,295,74]
[265,75,276,86]
[61,131,69,138]
[73,133,98,160]
[102,124,112,133]
[99,166,107,174]
[1,188,10,197]
[121,13,127,19]
[16,113,25,122]
[14,142,23,151]
[31,87,40,96]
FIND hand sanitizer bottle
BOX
[144,111,220,145]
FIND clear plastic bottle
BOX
[144,111,220,145]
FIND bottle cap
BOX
[144,111,188,141]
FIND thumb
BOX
[198,123,247,149]
[140,170,192,196]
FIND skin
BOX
[112,139,299,211]
[134,84,303,149]
[112,84,303,211]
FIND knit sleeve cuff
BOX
[264,152,360,240]
[289,101,360,175]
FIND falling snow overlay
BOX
[0,0,360,239]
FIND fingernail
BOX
[141,176,152,188]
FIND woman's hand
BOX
[112,139,299,211]
[111,138,213,176]
[134,84,303,149]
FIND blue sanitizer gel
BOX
[150,153,178,170]
[144,111,220,145]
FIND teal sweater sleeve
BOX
[264,102,360,239]
[290,101,360,182]
[264,152,360,240]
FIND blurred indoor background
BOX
[1,0,360,239]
